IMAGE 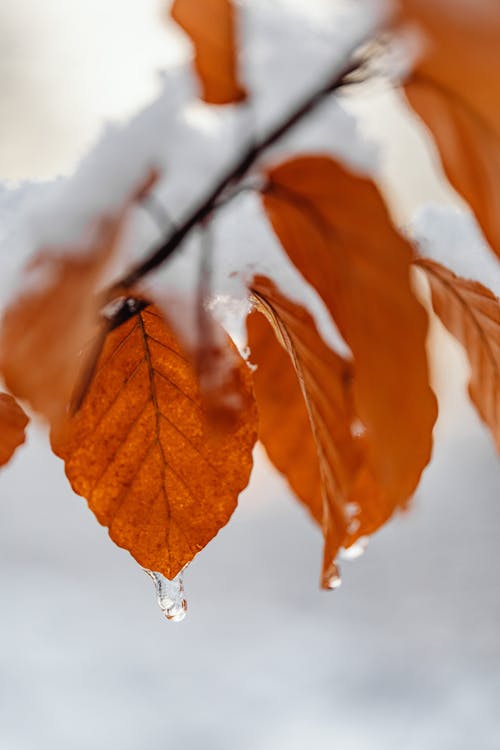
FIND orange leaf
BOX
[399,1,500,258]
[417,258,500,451]
[248,276,402,586]
[0,175,156,429]
[171,0,246,105]
[248,277,353,583]
[0,392,29,467]
[261,156,437,508]
[52,304,257,578]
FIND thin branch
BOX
[106,47,363,301]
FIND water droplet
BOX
[125,297,142,314]
[322,561,342,590]
[347,518,361,534]
[102,296,127,319]
[345,502,361,534]
[345,501,360,519]
[350,418,366,437]
[340,535,369,561]
[144,568,188,622]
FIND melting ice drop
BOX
[144,568,188,622]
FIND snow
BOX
[238,0,387,135]
[0,0,386,360]
[411,205,500,297]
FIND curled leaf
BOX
[248,277,402,587]
[171,0,247,105]
[0,392,29,467]
[53,304,257,578]
[417,258,500,451]
[249,277,352,581]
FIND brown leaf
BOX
[0,174,156,429]
[52,304,257,578]
[248,277,353,582]
[171,0,246,105]
[417,258,500,451]
[399,1,500,258]
[0,392,29,467]
[248,276,401,586]
[261,156,437,509]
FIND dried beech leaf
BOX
[399,1,500,258]
[248,276,401,585]
[0,178,161,430]
[0,392,29,467]
[52,304,257,578]
[171,0,246,105]
[248,276,354,580]
[417,258,500,451]
[0,220,121,428]
[262,156,437,508]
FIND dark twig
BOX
[106,47,363,301]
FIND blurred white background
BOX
[0,1,499,748]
